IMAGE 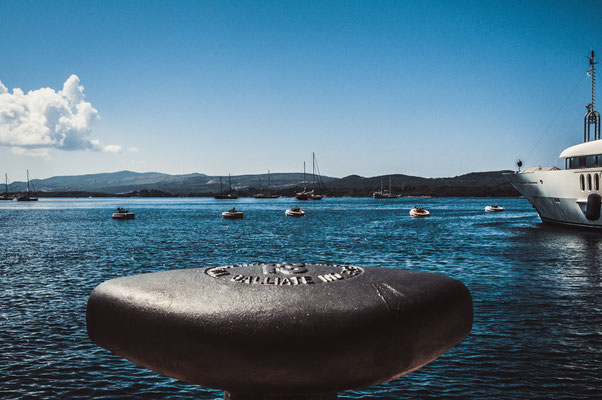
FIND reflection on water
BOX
[0,197,600,399]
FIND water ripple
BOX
[0,197,600,399]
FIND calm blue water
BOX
[0,197,600,399]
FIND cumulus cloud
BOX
[0,75,121,153]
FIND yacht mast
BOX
[312,152,316,191]
[5,173,8,195]
[26,170,30,193]
[585,50,600,142]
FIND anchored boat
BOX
[373,177,397,199]
[285,207,305,217]
[0,174,13,200]
[215,175,239,199]
[410,207,430,217]
[254,170,279,198]
[485,205,504,212]
[297,153,324,200]
[505,51,602,229]
[16,170,38,202]
[112,208,135,220]
[222,207,244,219]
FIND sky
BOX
[1,0,602,180]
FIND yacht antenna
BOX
[585,50,600,142]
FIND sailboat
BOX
[296,161,310,200]
[214,174,239,199]
[16,170,38,201]
[254,170,279,198]
[373,176,397,199]
[309,152,324,200]
[0,173,13,200]
[296,153,324,200]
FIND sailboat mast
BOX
[229,174,232,192]
[5,173,8,195]
[26,170,30,193]
[303,162,306,188]
[312,152,316,190]
[389,176,392,194]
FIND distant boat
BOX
[373,177,397,199]
[0,173,13,200]
[254,170,279,198]
[16,170,38,202]
[112,207,135,220]
[215,174,239,199]
[285,207,305,217]
[485,205,504,212]
[296,153,324,200]
[410,206,430,217]
[222,207,244,219]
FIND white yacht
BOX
[505,51,602,229]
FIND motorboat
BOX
[485,205,504,212]
[112,208,135,220]
[222,207,244,219]
[285,207,305,217]
[505,51,602,229]
[409,207,430,217]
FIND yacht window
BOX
[595,174,600,191]
[586,156,597,168]
[580,174,585,191]
[587,174,592,190]
[579,157,586,168]
[570,157,580,169]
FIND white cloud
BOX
[102,144,123,153]
[128,146,139,152]
[0,75,120,153]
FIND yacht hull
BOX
[504,169,602,229]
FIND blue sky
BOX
[1,0,601,180]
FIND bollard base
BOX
[224,391,337,400]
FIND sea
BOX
[0,197,600,399]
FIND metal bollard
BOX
[87,263,473,399]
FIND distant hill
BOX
[7,170,337,195]
[5,170,518,197]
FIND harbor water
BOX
[1,197,600,399]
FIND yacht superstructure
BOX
[505,51,602,228]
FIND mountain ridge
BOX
[4,170,518,197]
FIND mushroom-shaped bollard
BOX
[87,263,472,399]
